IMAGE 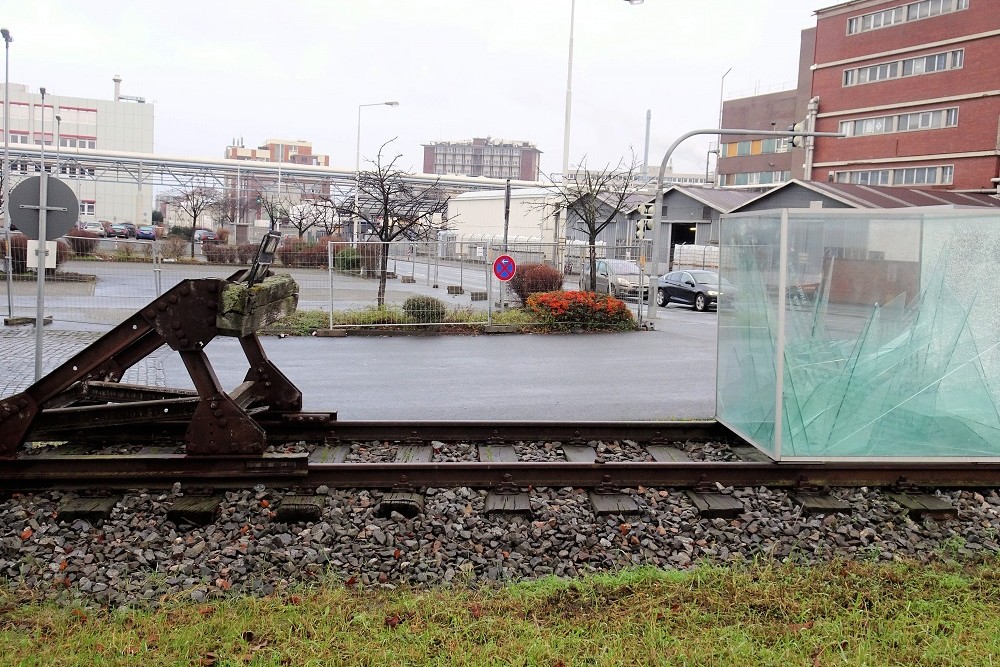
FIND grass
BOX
[2,560,1000,665]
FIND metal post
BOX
[2,28,12,318]
[645,127,846,321]
[34,87,48,381]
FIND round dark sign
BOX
[8,176,80,241]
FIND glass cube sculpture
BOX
[717,208,1000,460]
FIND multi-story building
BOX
[2,75,154,226]
[811,0,998,191]
[717,89,800,187]
[422,137,541,181]
[718,1,998,193]
[223,138,329,168]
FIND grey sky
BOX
[5,0,832,177]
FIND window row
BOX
[843,49,963,86]
[719,137,790,158]
[847,0,968,34]
[719,170,791,187]
[8,162,95,177]
[839,107,958,136]
[59,137,98,149]
[833,164,953,186]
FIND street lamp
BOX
[54,114,61,176]
[354,100,399,243]
[2,27,12,317]
[557,0,641,246]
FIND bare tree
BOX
[214,190,253,241]
[541,153,645,291]
[169,186,220,258]
[256,191,290,232]
[335,141,450,306]
[284,198,328,239]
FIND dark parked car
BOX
[657,270,734,312]
[107,223,134,238]
[136,226,157,240]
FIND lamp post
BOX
[557,1,642,244]
[715,67,732,185]
[2,28,12,317]
[54,114,61,176]
[354,100,398,243]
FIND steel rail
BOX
[2,451,1000,491]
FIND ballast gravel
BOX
[1,440,999,609]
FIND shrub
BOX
[403,295,449,323]
[216,228,230,243]
[236,243,257,264]
[202,241,238,264]
[66,228,100,255]
[526,290,637,331]
[508,263,564,305]
[160,236,189,260]
[277,238,326,268]
[168,225,192,240]
[335,247,360,272]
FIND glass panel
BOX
[720,209,1000,459]
[717,213,783,457]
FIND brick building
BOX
[422,138,541,181]
[811,0,999,191]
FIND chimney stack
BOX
[113,74,122,102]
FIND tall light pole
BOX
[54,114,61,176]
[354,100,398,243]
[2,28,12,318]
[715,67,732,186]
[558,1,641,242]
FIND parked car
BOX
[579,258,649,299]
[107,223,133,238]
[81,221,106,237]
[657,270,734,312]
[136,225,157,240]
[193,229,217,243]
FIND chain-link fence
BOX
[1,237,653,329]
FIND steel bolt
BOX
[168,295,178,304]
[180,286,190,296]
[209,401,219,410]
[157,302,167,311]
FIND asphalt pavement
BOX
[1,305,718,422]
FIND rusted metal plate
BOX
[31,397,200,434]
[885,492,957,520]
[792,493,851,515]
[685,491,744,519]
[378,492,424,518]
[57,495,119,524]
[167,495,223,526]
[276,495,326,523]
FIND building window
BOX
[834,165,953,186]
[79,201,96,216]
[848,0,968,34]
[844,49,963,86]
[839,107,958,136]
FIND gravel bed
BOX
[2,480,1000,609]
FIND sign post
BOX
[9,167,79,381]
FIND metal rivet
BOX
[168,295,178,304]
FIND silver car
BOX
[579,258,650,299]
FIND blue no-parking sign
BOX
[493,255,516,282]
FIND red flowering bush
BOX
[526,290,636,331]
[508,263,564,305]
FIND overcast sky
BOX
[5,0,833,178]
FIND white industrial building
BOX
[2,75,154,227]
